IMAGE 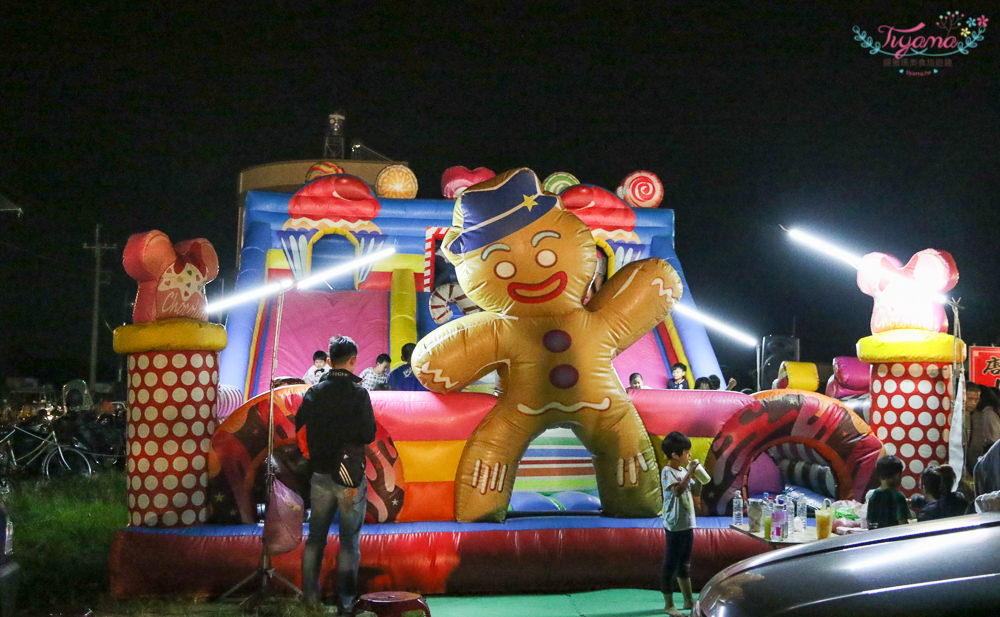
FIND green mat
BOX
[426,589,699,617]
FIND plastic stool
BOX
[352,591,430,617]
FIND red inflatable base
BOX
[109,519,769,598]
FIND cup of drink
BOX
[763,515,772,540]
[815,498,833,539]
[747,499,763,533]
[689,460,711,484]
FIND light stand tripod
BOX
[219,290,301,609]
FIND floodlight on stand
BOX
[216,245,394,608]
[673,303,758,347]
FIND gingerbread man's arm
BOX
[411,311,505,393]
[586,257,683,352]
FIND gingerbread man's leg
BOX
[453,401,539,522]
[573,402,660,518]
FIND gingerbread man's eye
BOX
[494,261,516,279]
[536,249,557,267]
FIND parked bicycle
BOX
[0,421,92,479]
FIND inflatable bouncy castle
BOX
[109,162,887,599]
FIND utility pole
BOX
[83,224,117,386]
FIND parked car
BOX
[696,513,1000,617]
[0,494,16,617]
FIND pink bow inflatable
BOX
[856,249,958,334]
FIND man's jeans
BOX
[301,473,367,611]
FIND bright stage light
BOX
[296,247,396,290]
[206,247,397,312]
[206,280,293,313]
[784,226,863,269]
[783,225,949,304]
[673,303,758,347]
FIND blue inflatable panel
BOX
[125,515,733,537]
[550,491,602,512]
[509,492,563,512]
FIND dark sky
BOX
[1,2,998,387]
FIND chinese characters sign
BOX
[970,346,1000,388]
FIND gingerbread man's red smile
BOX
[507,271,567,303]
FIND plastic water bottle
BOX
[732,493,744,526]
[772,495,786,541]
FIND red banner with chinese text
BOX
[970,347,1000,389]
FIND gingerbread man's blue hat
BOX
[446,168,559,254]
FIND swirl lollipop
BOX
[618,170,663,208]
[542,171,580,195]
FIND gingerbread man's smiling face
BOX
[452,207,596,316]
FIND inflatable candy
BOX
[375,164,419,199]
[542,171,580,195]
[441,165,495,198]
[428,281,480,325]
[412,168,683,521]
[702,389,883,515]
[304,160,345,182]
[616,170,664,208]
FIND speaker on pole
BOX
[757,335,800,391]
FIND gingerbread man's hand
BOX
[586,258,683,351]
[412,312,503,392]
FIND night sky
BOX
[1,2,998,388]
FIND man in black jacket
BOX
[296,335,376,614]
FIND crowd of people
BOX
[300,346,427,393]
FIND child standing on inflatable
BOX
[660,431,709,616]
[667,363,690,389]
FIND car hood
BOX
[698,513,1000,617]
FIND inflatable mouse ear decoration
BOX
[123,230,219,323]
[857,249,958,334]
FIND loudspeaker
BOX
[758,335,800,391]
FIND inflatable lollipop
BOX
[376,164,419,199]
[542,171,580,195]
[304,161,345,183]
[617,170,664,208]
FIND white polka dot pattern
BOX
[126,350,219,528]
[868,361,953,497]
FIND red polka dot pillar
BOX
[857,331,965,497]
[114,320,227,527]
[867,361,953,494]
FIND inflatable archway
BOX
[702,389,884,514]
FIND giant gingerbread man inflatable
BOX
[412,168,683,522]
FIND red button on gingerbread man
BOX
[413,169,683,522]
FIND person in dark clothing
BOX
[667,363,689,390]
[866,455,910,529]
[917,464,968,521]
[295,335,376,614]
[387,342,427,391]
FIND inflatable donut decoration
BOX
[701,389,883,515]
[207,384,406,524]
[428,282,480,325]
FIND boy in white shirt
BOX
[660,430,708,615]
